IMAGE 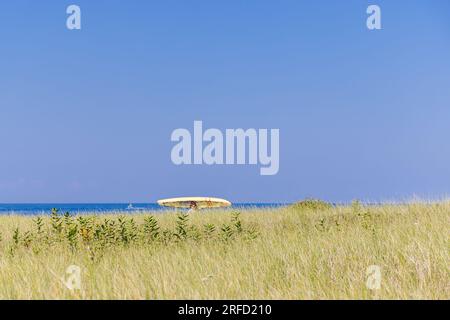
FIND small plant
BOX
[143,215,160,241]
[118,216,129,245]
[160,229,174,245]
[33,217,44,238]
[50,208,63,237]
[95,219,118,247]
[203,224,216,239]
[231,211,243,233]
[78,216,94,244]
[357,209,377,235]
[245,226,259,240]
[220,224,234,241]
[315,218,328,232]
[22,231,33,248]
[175,212,189,241]
[66,224,78,251]
[12,228,20,246]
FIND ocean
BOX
[0,203,286,215]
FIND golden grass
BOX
[0,202,448,299]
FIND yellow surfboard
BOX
[157,197,231,210]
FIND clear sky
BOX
[0,1,449,203]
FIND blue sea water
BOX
[0,203,286,215]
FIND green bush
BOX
[290,198,332,211]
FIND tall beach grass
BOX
[0,201,448,299]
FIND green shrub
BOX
[290,198,332,211]
[3,210,258,260]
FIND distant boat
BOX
[126,203,146,211]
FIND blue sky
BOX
[0,1,449,203]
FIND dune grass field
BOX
[0,201,448,299]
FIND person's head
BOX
[189,201,198,210]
